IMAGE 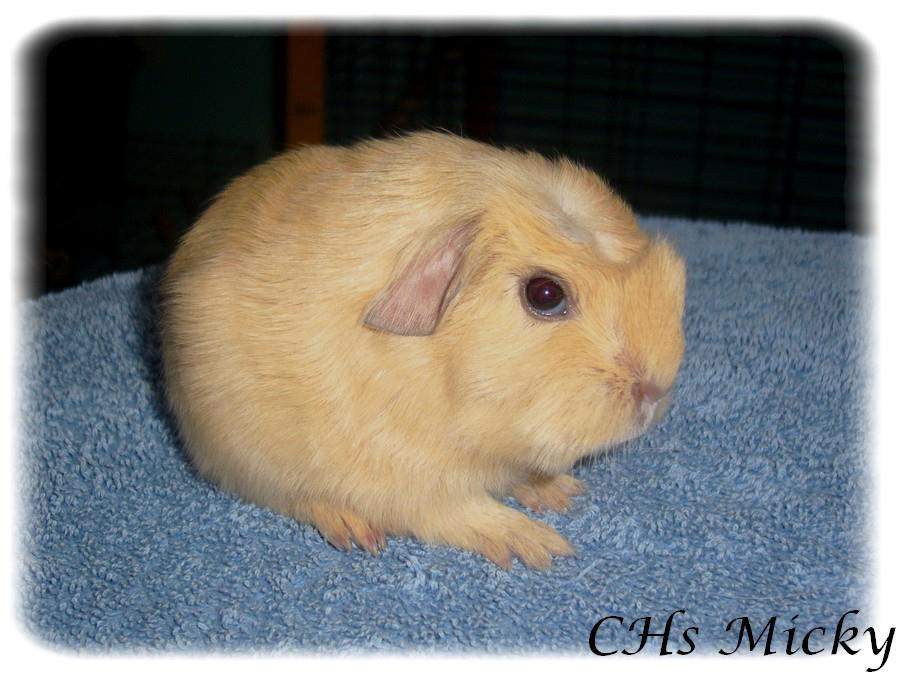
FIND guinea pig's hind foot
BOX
[512,473,585,513]
[415,497,574,570]
[305,502,386,555]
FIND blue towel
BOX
[19,217,869,653]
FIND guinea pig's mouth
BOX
[634,392,674,436]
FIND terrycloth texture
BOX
[19,217,869,652]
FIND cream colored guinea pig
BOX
[160,131,686,569]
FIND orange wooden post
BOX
[285,29,326,148]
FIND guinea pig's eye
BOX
[523,276,568,318]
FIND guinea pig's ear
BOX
[362,218,477,336]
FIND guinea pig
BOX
[160,131,686,569]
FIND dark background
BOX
[25,25,863,297]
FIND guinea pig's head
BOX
[362,153,686,475]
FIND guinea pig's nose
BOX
[632,381,664,407]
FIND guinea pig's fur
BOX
[160,131,686,569]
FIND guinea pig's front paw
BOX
[512,473,585,513]
[305,502,386,555]
[417,497,574,570]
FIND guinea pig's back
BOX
[160,145,364,509]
